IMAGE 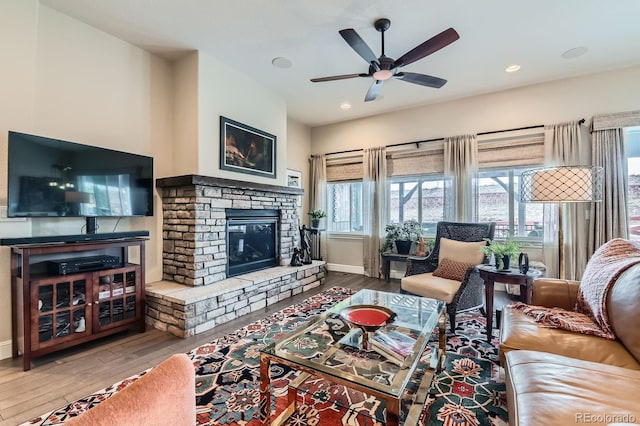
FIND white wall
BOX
[0,1,173,358]
[312,66,640,274]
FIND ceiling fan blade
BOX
[395,72,447,88]
[393,28,459,68]
[310,73,368,83]
[339,28,378,65]
[364,80,384,102]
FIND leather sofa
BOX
[499,264,640,426]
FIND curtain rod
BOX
[321,118,586,157]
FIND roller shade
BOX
[326,158,362,181]
[478,134,544,168]
[387,148,444,177]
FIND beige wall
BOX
[198,52,288,186]
[171,52,199,177]
[312,67,640,154]
[286,118,311,223]
[0,0,39,360]
[0,1,294,359]
[0,1,173,357]
[313,66,640,273]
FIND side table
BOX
[380,252,413,282]
[476,265,542,342]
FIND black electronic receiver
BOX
[47,255,122,275]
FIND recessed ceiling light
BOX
[505,64,521,73]
[561,46,588,59]
[271,57,293,69]
[340,102,351,110]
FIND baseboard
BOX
[0,339,12,360]
[326,263,364,275]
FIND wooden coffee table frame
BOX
[259,293,446,426]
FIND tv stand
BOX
[8,236,147,370]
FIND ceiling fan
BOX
[311,18,459,102]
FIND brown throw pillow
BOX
[432,258,475,281]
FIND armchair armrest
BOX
[531,278,580,310]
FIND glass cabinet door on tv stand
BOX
[94,266,142,332]
[31,273,92,351]
[9,237,147,371]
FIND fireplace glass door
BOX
[226,209,279,277]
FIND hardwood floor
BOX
[0,272,398,425]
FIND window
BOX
[627,127,640,240]
[475,168,543,240]
[327,181,363,232]
[388,176,445,235]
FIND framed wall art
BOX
[286,169,302,189]
[220,116,276,178]
[286,168,303,208]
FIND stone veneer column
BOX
[156,175,304,286]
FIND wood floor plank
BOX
[0,273,400,425]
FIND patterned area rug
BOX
[25,287,507,425]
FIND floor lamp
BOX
[520,166,603,279]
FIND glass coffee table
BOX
[259,289,446,425]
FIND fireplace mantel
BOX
[156,174,304,196]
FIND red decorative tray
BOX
[340,305,396,331]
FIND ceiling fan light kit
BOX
[311,18,459,102]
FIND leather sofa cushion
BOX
[401,272,461,303]
[608,265,640,363]
[505,350,640,426]
[499,306,640,370]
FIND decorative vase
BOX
[311,218,320,228]
[496,254,511,270]
[395,239,412,255]
[518,252,529,274]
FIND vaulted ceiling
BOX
[41,0,640,127]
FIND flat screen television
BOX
[7,131,154,233]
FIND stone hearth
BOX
[146,261,324,337]
[151,174,325,337]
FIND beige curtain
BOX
[589,128,628,252]
[543,121,590,280]
[362,147,387,277]
[309,155,327,259]
[444,134,477,222]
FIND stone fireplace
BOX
[155,174,302,286]
[147,175,325,338]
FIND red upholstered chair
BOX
[65,353,195,426]
[401,221,495,332]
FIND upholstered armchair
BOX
[401,221,496,332]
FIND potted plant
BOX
[380,219,423,255]
[481,234,523,270]
[308,209,327,228]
